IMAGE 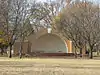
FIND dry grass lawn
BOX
[0,57,100,75]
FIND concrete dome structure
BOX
[32,33,68,53]
[28,28,73,56]
[13,28,73,56]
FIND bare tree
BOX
[30,0,66,31]
[8,0,34,58]
[55,0,100,59]
[0,0,34,58]
[0,0,10,55]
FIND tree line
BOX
[0,0,99,59]
[0,0,66,58]
[54,0,100,59]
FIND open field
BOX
[0,57,100,75]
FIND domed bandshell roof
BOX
[27,28,72,54]
[32,33,68,53]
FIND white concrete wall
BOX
[31,34,68,53]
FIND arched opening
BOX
[32,33,68,56]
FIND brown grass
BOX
[0,57,100,75]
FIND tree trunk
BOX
[1,48,4,55]
[90,47,93,59]
[19,37,24,59]
[97,47,99,56]
[9,44,12,58]
[19,42,22,59]
[80,48,82,57]
[90,50,93,59]
[97,50,99,56]
[75,47,77,58]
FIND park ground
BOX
[0,57,100,75]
